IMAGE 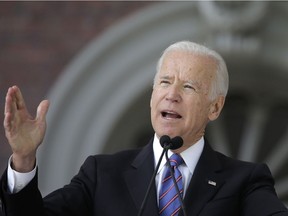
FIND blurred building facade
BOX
[0,1,287,206]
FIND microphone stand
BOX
[165,150,187,216]
[137,145,168,216]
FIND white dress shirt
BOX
[153,134,204,201]
[7,156,36,193]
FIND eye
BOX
[184,84,195,90]
[160,80,170,86]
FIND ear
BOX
[208,96,225,121]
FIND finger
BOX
[36,100,50,122]
[12,85,27,110]
[5,87,13,113]
[3,111,13,132]
[4,87,18,119]
[4,87,19,132]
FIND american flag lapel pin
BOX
[208,180,217,186]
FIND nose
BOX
[165,85,181,103]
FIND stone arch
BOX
[38,2,288,206]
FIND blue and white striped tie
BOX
[159,154,184,216]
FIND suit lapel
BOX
[123,138,225,216]
[123,140,159,216]
[183,141,225,216]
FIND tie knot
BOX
[169,154,183,167]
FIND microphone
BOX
[164,136,187,216]
[160,135,183,150]
[160,135,171,149]
[137,135,183,216]
[170,136,184,150]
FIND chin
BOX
[159,130,179,138]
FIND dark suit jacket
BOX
[0,139,287,216]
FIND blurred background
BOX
[0,1,288,206]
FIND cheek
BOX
[150,89,156,106]
[185,100,209,119]
[150,90,161,107]
[150,93,156,109]
[150,94,159,119]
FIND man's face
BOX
[150,50,223,148]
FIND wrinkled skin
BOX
[150,50,225,153]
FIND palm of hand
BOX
[4,86,49,170]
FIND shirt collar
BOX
[153,133,204,175]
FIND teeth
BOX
[162,111,182,119]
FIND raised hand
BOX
[3,86,49,172]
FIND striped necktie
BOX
[159,154,184,216]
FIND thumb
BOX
[36,100,50,122]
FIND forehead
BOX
[158,50,217,80]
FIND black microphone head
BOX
[170,136,183,150]
[159,135,171,148]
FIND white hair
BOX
[155,41,229,100]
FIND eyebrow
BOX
[159,75,200,85]
[158,75,172,80]
[186,80,201,87]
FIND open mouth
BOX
[161,111,182,119]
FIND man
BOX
[0,41,287,215]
